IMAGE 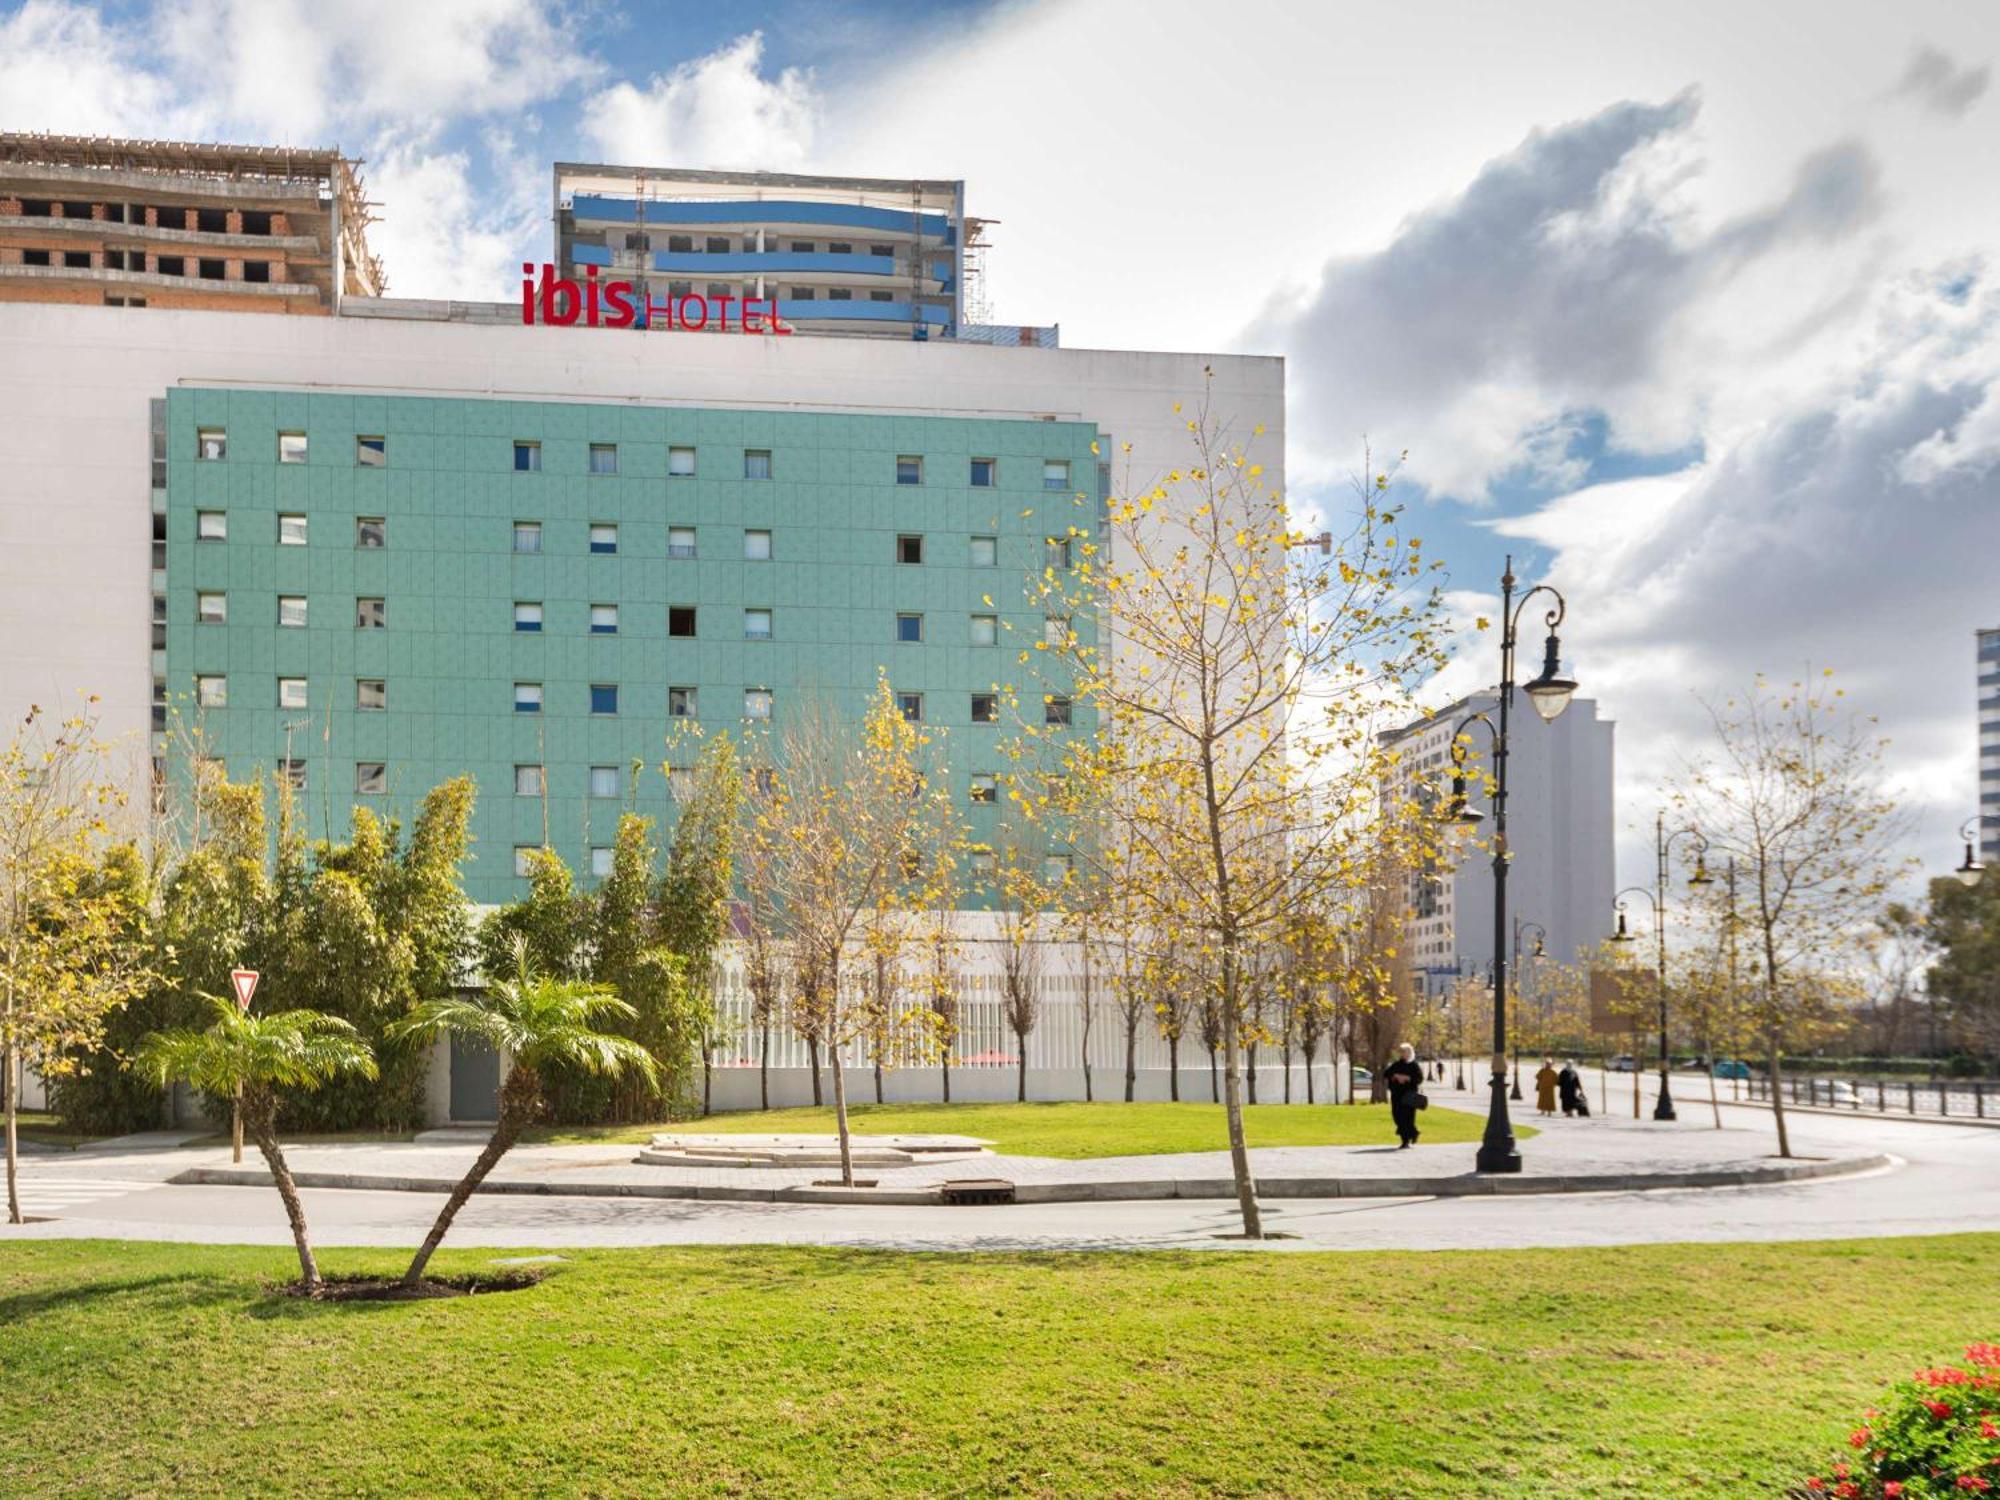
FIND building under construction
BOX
[0,134,382,315]
[552,162,1054,345]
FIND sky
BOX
[3,0,1996,905]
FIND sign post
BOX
[227,970,259,1162]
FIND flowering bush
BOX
[1800,1343,2000,1497]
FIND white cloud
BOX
[0,0,203,137]
[581,32,816,172]
[1888,43,1991,118]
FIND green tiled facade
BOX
[162,386,1099,904]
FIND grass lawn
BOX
[535,1099,1514,1157]
[7,1111,101,1149]
[0,1234,1989,1497]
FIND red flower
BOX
[1982,1420,1999,1439]
[1967,1343,2000,1368]
[1955,1476,1991,1491]
[1834,1484,1857,1499]
[1851,1429,1872,1449]
[1806,1479,1826,1492]
[1929,1401,1957,1420]
[1884,1485,1903,1498]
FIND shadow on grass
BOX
[0,1271,244,1324]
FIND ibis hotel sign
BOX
[521,263,794,335]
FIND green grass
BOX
[535,1099,1513,1156]
[8,1111,101,1149]
[0,1235,1988,1497]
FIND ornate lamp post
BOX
[1955,817,1986,888]
[1611,811,1712,1121]
[1445,555,1577,1174]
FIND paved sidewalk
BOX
[169,1109,1884,1206]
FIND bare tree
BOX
[1675,674,1910,1157]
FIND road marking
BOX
[8,1178,160,1216]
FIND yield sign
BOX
[230,969,260,1012]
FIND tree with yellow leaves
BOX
[1033,383,1448,1236]
[1,702,153,1223]
[755,675,957,1184]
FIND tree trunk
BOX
[404,1063,537,1286]
[1217,941,1262,1238]
[1302,1037,1317,1105]
[243,1087,320,1289]
[701,1050,712,1117]
[1704,1029,1722,1129]
[941,1057,951,1104]
[232,1082,243,1163]
[759,1020,770,1112]
[1015,1036,1027,1103]
[829,1036,855,1187]
[1123,1011,1138,1103]
[1168,1035,1180,1101]
[1246,1040,1258,1105]
[1281,1036,1293,1105]
[807,1038,822,1106]
[1767,1035,1792,1158]
[1079,952,1094,1103]
[1207,1045,1219,1103]
[4,1038,21,1226]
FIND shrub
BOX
[1800,1342,2000,1497]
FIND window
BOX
[590,847,615,879]
[970,614,998,647]
[21,248,50,267]
[828,288,852,301]
[898,692,924,723]
[744,608,773,641]
[896,613,924,643]
[897,534,924,565]
[588,443,618,475]
[743,688,773,721]
[589,523,618,554]
[1044,616,1069,647]
[669,606,697,638]
[970,535,997,567]
[790,241,815,253]
[278,513,307,546]
[356,516,385,549]
[590,604,618,635]
[197,510,227,541]
[278,432,307,464]
[243,262,271,284]
[970,773,997,805]
[198,428,226,461]
[1046,536,1073,570]
[514,765,544,797]
[196,592,226,624]
[667,234,693,254]
[356,435,386,467]
[970,457,995,488]
[513,602,542,633]
[356,762,386,795]
[278,595,306,628]
[668,766,697,801]
[590,683,619,716]
[668,446,696,477]
[704,235,730,254]
[970,848,997,880]
[668,686,698,719]
[971,693,998,724]
[513,441,541,472]
[667,526,697,559]
[589,765,619,799]
[1044,854,1074,884]
[280,758,307,791]
[1045,695,1073,726]
[278,678,307,710]
[513,846,539,878]
[744,449,772,480]
[870,290,894,302]
[1043,459,1071,491]
[158,255,184,277]
[744,528,772,561]
[355,597,385,630]
[513,521,542,554]
[356,679,386,711]
[896,455,923,486]
[870,243,894,258]
[514,683,542,714]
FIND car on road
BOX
[1712,1059,1751,1080]
[1609,1055,1637,1072]
[1350,1066,1374,1090]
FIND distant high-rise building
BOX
[1381,690,1616,1003]
[0,134,383,315]
[1980,627,2000,862]
[551,163,1054,345]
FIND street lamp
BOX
[1444,555,1577,1174]
[1610,812,1709,1122]
[1956,817,1985,888]
[1510,919,1546,1100]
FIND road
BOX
[5,1078,1995,1253]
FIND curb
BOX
[170,1152,1891,1207]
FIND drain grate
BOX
[940,1178,1016,1206]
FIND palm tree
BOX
[388,936,656,1287]
[133,997,376,1290]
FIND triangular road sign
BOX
[230,969,260,1011]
